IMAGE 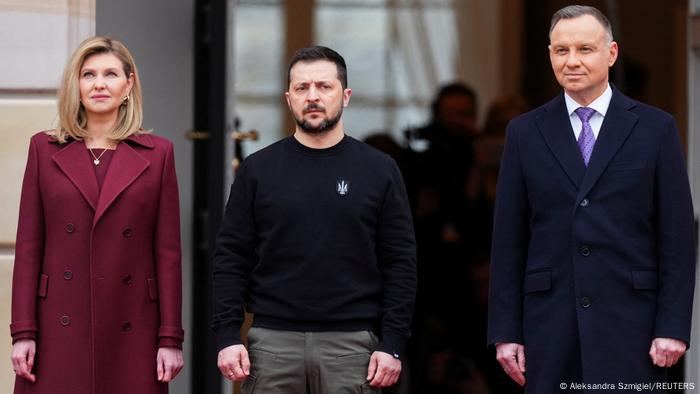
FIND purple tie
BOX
[575,107,596,166]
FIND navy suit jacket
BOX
[487,88,695,393]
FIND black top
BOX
[212,135,417,358]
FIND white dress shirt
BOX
[564,84,613,140]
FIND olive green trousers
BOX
[242,327,381,394]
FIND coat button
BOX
[65,223,75,233]
[122,321,132,331]
[60,315,70,326]
[122,228,133,238]
[123,274,133,285]
[581,297,592,308]
[63,270,73,280]
[579,245,591,257]
[580,198,589,207]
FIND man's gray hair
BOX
[549,5,614,44]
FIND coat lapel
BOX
[575,90,639,204]
[535,93,586,189]
[93,134,153,225]
[52,140,99,210]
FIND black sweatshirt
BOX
[212,135,417,358]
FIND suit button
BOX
[581,297,592,308]
[580,245,591,257]
[60,315,70,326]
[122,321,132,331]
[580,198,589,207]
[65,223,75,233]
[123,274,133,285]
[63,270,73,280]
[122,228,133,238]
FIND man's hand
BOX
[217,344,250,381]
[367,351,401,387]
[495,342,526,386]
[649,337,686,367]
[157,347,184,382]
[11,339,36,383]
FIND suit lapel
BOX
[52,140,99,210]
[535,94,586,189]
[576,90,639,204]
[93,137,151,225]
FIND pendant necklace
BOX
[88,147,109,165]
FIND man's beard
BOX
[293,103,343,134]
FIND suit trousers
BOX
[242,327,381,393]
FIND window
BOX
[314,0,458,142]
[233,0,284,153]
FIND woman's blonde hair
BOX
[55,36,145,143]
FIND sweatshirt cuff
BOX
[216,325,243,352]
[376,332,408,360]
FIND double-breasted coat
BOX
[11,131,184,394]
[487,89,696,393]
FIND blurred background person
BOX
[469,94,529,206]
[402,84,529,393]
[402,82,481,393]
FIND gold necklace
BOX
[88,147,110,165]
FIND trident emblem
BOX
[336,180,349,196]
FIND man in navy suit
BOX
[487,5,696,393]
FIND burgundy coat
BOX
[11,131,184,394]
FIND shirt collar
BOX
[564,84,612,117]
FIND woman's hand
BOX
[157,347,184,382]
[11,339,36,382]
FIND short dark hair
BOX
[549,5,613,43]
[287,46,348,89]
[431,82,478,123]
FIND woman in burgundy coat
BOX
[10,36,184,394]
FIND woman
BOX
[10,36,184,394]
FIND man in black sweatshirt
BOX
[212,46,417,393]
